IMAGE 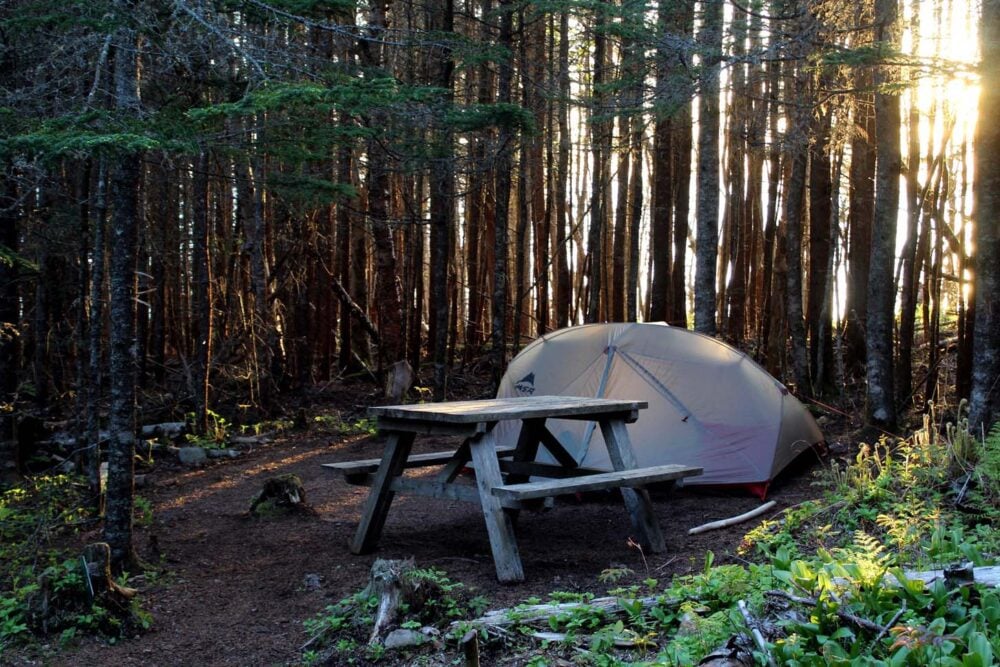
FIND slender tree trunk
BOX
[808,101,833,392]
[491,0,514,382]
[627,103,644,322]
[759,48,782,358]
[553,10,571,329]
[669,1,695,328]
[785,97,811,397]
[612,79,630,323]
[0,165,20,467]
[866,0,902,430]
[527,13,548,335]
[670,105,693,328]
[86,160,108,499]
[649,113,672,323]
[896,6,922,410]
[191,152,212,434]
[969,0,1000,432]
[649,0,673,324]
[585,6,608,323]
[105,13,141,570]
[430,0,454,398]
[694,0,723,335]
[843,3,875,376]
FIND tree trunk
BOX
[866,0,902,430]
[105,13,142,570]
[0,164,19,467]
[649,0,673,325]
[585,6,608,323]
[808,101,833,393]
[86,160,108,499]
[785,97,811,397]
[694,0,723,336]
[759,48,782,360]
[491,0,514,383]
[191,152,212,434]
[627,99,644,322]
[896,7,922,411]
[969,0,1000,432]
[843,2,876,376]
[553,10,571,329]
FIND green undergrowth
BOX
[0,474,150,652]
[742,403,1000,562]
[300,406,1000,666]
[301,566,489,665]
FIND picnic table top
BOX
[367,396,648,424]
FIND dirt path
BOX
[9,424,821,667]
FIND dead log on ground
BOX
[453,594,679,633]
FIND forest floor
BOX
[4,381,851,667]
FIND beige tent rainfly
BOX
[495,323,824,497]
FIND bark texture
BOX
[969,0,1000,433]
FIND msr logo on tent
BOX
[514,372,536,395]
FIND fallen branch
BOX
[874,601,906,644]
[765,590,883,633]
[737,600,776,667]
[689,501,777,535]
[454,594,679,631]
[901,564,1000,589]
[331,277,381,346]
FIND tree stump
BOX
[384,360,414,402]
[249,473,315,516]
[364,558,415,644]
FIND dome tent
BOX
[494,323,823,497]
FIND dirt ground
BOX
[5,392,833,667]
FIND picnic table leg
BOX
[349,431,415,555]
[469,430,525,583]
[598,418,666,553]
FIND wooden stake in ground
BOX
[688,501,777,535]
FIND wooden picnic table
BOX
[327,396,702,583]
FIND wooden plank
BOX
[349,431,415,554]
[469,431,525,583]
[369,396,646,425]
[436,441,471,483]
[491,464,703,501]
[322,445,517,478]
[534,421,579,468]
[374,417,489,437]
[498,460,604,479]
[600,419,669,553]
[389,477,522,509]
[324,450,458,476]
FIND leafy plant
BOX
[185,409,231,446]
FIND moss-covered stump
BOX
[249,474,315,516]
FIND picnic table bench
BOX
[326,396,702,582]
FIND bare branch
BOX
[87,35,113,106]
[174,0,268,81]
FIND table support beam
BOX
[599,419,666,553]
[349,431,415,554]
[469,431,525,583]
